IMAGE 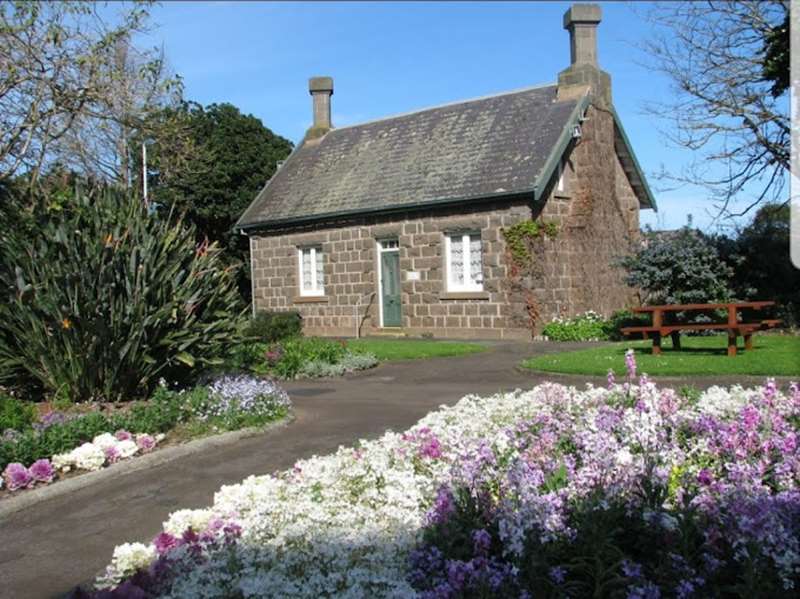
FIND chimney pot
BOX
[563,3,602,67]
[308,76,333,133]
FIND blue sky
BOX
[132,1,764,232]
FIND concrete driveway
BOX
[0,340,786,598]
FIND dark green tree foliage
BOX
[142,103,293,298]
[716,204,799,326]
[763,12,789,97]
[619,228,734,306]
[0,188,245,402]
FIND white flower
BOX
[92,433,118,450]
[52,452,75,472]
[164,509,214,536]
[115,439,139,459]
[70,442,106,471]
[97,543,156,588]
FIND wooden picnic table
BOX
[622,301,780,356]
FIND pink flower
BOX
[607,369,615,390]
[153,532,180,554]
[3,463,33,491]
[136,434,156,453]
[115,430,133,441]
[29,459,55,483]
[104,445,121,464]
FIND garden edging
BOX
[0,413,294,519]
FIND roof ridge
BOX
[329,81,557,133]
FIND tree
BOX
[51,37,184,188]
[641,1,789,215]
[715,203,799,325]
[619,228,735,306]
[143,102,293,298]
[0,2,159,187]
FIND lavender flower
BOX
[607,369,616,390]
[115,430,133,442]
[549,565,566,584]
[200,375,291,424]
[3,463,33,491]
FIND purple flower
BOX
[622,559,643,579]
[29,459,55,483]
[419,436,443,460]
[762,377,778,403]
[136,434,156,453]
[3,463,33,491]
[104,445,121,464]
[607,369,616,389]
[697,469,713,486]
[472,529,492,556]
[427,486,456,525]
[153,532,180,555]
[549,565,566,584]
[115,430,133,442]
[625,349,637,382]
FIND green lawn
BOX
[522,335,800,377]
[348,338,488,361]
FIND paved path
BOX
[0,341,789,598]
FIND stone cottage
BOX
[236,3,656,340]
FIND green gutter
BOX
[532,93,592,204]
[611,106,658,211]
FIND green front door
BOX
[381,251,402,327]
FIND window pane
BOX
[449,235,464,285]
[469,234,483,285]
[302,250,313,289]
[315,248,324,288]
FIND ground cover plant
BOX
[77,354,799,598]
[0,376,290,493]
[522,335,800,377]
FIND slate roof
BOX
[237,83,653,230]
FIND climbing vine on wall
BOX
[502,220,559,269]
[501,219,559,334]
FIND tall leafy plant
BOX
[0,189,244,402]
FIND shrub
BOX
[0,393,36,432]
[542,311,607,341]
[244,311,302,343]
[268,337,348,379]
[603,309,651,341]
[0,190,245,402]
[618,227,735,305]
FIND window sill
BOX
[439,291,490,300]
[293,295,329,304]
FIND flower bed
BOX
[79,357,799,598]
[230,337,379,380]
[1,376,291,495]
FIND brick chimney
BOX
[557,3,611,108]
[307,76,333,140]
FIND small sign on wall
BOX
[406,271,421,281]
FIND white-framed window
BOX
[298,246,324,296]
[445,232,483,292]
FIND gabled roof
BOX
[237,83,655,231]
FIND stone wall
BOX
[249,104,642,339]
[249,201,534,340]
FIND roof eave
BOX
[235,189,536,234]
[610,106,658,212]
[532,92,592,204]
